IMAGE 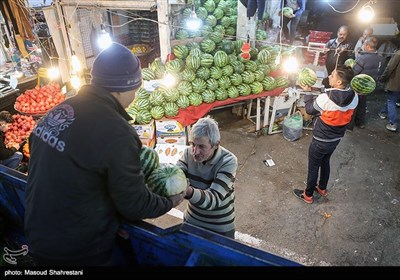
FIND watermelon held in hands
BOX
[147,165,187,197]
[140,146,160,181]
[282,7,294,18]
[351,74,376,95]
[297,67,318,87]
[344,58,356,68]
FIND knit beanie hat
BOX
[91,42,142,92]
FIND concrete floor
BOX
[212,90,400,266]
[152,90,400,266]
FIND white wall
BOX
[269,0,284,28]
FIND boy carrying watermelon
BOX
[293,67,358,204]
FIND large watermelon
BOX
[173,45,189,59]
[150,106,165,120]
[344,58,356,68]
[297,67,317,87]
[136,110,152,125]
[164,102,179,117]
[140,146,160,181]
[351,74,376,95]
[147,165,187,197]
[282,7,294,18]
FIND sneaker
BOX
[378,112,387,120]
[357,124,365,129]
[386,123,397,132]
[396,102,400,108]
[293,189,313,204]
[316,186,328,197]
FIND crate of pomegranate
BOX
[14,82,65,116]
[4,114,36,154]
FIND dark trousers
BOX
[348,94,367,129]
[305,139,340,197]
[282,15,300,44]
[380,90,400,125]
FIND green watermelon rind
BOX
[351,74,376,95]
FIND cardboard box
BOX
[156,119,186,137]
[157,135,187,146]
[132,119,155,139]
[141,134,156,149]
[155,144,189,164]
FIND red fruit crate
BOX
[309,30,333,38]
[304,51,326,66]
[309,36,331,43]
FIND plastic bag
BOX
[283,111,303,141]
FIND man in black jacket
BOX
[25,43,186,266]
[322,25,354,88]
[348,36,381,130]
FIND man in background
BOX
[279,0,307,44]
[348,36,381,130]
[322,25,354,88]
[378,49,400,132]
[354,27,373,60]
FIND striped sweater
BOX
[176,146,238,235]
[305,88,358,142]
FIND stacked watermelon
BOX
[175,0,238,40]
[129,37,292,125]
[351,74,376,95]
[297,68,318,88]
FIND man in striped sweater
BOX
[176,116,238,238]
[293,66,358,204]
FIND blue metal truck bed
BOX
[0,165,300,266]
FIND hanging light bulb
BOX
[70,75,81,89]
[186,5,202,31]
[71,54,81,72]
[283,56,298,73]
[98,24,112,50]
[48,67,60,80]
[359,5,375,22]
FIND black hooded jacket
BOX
[25,85,172,261]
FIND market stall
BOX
[172,87,284,127]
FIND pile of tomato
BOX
[4,114,36,148]
[14,82,64,115]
